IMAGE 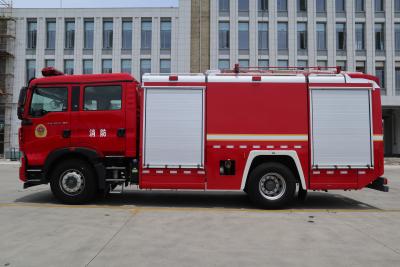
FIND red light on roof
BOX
[169,75,178,81]
[252,76,262,81]
[42,67,64,77]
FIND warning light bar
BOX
[41,67,64,77]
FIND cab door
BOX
[22,85,70,166]
[69,83,125,155]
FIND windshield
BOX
[29,87,68,117]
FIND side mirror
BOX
[17,87,28,120]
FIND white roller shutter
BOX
[311,89,373,167]
[143,88,204,168]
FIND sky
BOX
[12,0,179,8]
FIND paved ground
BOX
[1,163,400,267]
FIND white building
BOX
[3,0,400,157]
[4,1,191,155]
[209,0,400,155]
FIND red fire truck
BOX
[17,66,388,208]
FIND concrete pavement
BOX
[0,164,400,266]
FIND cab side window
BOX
[30,87,68,117]
[84,85,122,111]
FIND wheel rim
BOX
[258,172,286,200]
[59,169,85,196]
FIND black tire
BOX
[50,159,97,204]
[247,162,296,209]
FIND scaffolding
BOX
[0,0,15,158]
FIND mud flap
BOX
[367,177,389,192]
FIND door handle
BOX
[62,129,71,138]
[117,128,126,137]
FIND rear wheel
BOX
[50,159,97,204]
[247,162,296,208]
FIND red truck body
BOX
[17,67,388,207]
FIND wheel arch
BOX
[44,148,106,189]
[241,150,307,191]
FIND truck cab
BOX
[18,68,139,203]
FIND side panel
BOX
[138,82,207,189]
[308,83,384,190]
[205,82,310,190]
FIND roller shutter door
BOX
[311,89,372,167]
[143,88,204,168]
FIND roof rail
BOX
[225,64,342,75]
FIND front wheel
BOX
[247,162,296,209]
[50,159,97,204]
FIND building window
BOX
[84,20,94,49]
[238,59,249,68]
[375,63,385,94]
[83,59,93,74]
[297,0,307,12]
[238,22,249,50]
[336,23,346,50]
[64,60,74,75]
[396,0,400,12]
[375,0,384,12]
[336,0,345,12]
[103,20,113,49]
[65,20,75,49]
[336,60,346,71]
[355,0,364,11]
[218,59,230,69]
[219,22,230,49]
[102,59,112,73]
[45,59,55,68]
[258,22,268,50]
[396,66,400,95]
[258,59,269,68]
[278,60,288,69]
[238,0,249,15]
[160,59,171,73]
[277,0,287,12]
[27,20,37,49]
[297,22,307,50]
[395,24,400,51]
[355,23,365,50]
[26,60,36,83]
[46,20,56,49]
[258,0,268,13]
[316,0,326,12]
[277,22,288,50]
[356,61,365,73]
[317,60,327,68]
[298,60,308,69]
[316,23,326,50]
[141,19,152,50]
[375,23,384,50]
[219,0,230,15]
[122,20,132,50]
[160,19,171,50]
[121,59,131,74]
[140,59,151,78]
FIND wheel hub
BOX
[259,172,287,200]
[60,170,85,196]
